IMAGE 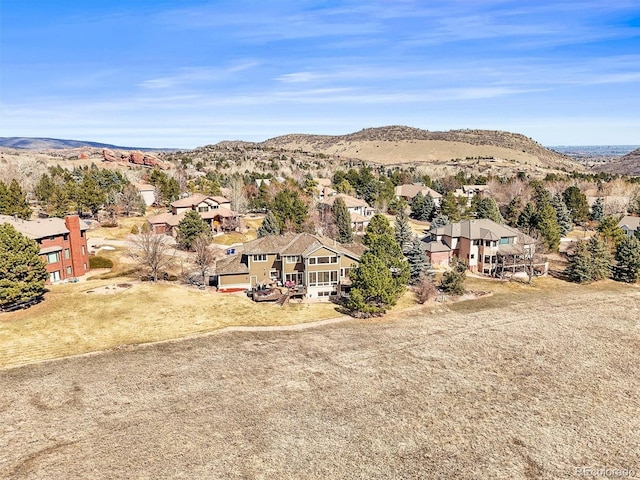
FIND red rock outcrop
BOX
[102,148,169,169]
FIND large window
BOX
[198,206,209,213]
[308,270,338,286]
[285,256,299,264]
[46,251,60,264]
[285,272,303,285]
[49,271,61,283]
[309,256,337,265]
[252,254,267,262]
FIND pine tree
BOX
[0,181,8,214]
[406,236,432,283]
[565,241,593,283]
[422,194,435,221]
[5,180,32,219]
[504,197,522,227]
[613,235,640,283]
[410,192,425,220]
[517,202,537,234]
[77,175,106,216]
[347,216,409,315]
[587,235,612,281]
[177,210,210,250]
[534,200,561,252]
[257,210,281,237]
[439,192,461,222]
[431,214,449,228]
[476,197,503,223]
[332,197,353,243]
[0,223,47,307]
[551,194,573,237]
[394,210,413,253]
[440,257,467,295]
[590,197,605,222]
[597,216,626,246]
[563,186,589,223]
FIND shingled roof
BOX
[0,215,88,240]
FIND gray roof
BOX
[430,219,532,243]
[243,232,361,260]
[0,214,88,240]
[619,215,640,231]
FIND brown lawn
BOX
[1,278,639,478]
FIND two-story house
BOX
[214,233,361,300]
[423,219,538,275]
[0,214,90,284]
[318,193,375,232]
[148,194,236,236]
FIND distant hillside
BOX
[260,126,580,172]
[594,147,640,175]
[0,137,169,152]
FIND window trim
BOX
[252,254,267,262]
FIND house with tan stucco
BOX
[214,232,362,300]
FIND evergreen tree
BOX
[534,201,561,252]
[77,175,106,216]
[363,213,393,243]
[421,194,436,221]
[177,210,210,250]
[440,257,467,295]
[35,174,56,205]
[0,223,47,307]
[431,214,449,228]
[332,197,353,243]
[406,237,432,283]
[3,180,32,219]
[562,186,589,223]
[590,197,605,222]
[476,197,503,223]
[565,241,593,284]
[410,192,425,219]
[272,188,309,233]
[597,215,626,246]
[551,194,573,237]
[394,210,413,253]
[257,211,280,238]
[439,192,461,221]
[613,235,640,283]
[587,235,612,281]
[0,181,8,214]
[347,216,410,315]
[517,202,537,234]
[504,197,522,227]
[346,253,397,315]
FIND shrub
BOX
[89,256,114,269]
[414,274,437,304]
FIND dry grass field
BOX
[1,278,639,479]
[0,281,340,370]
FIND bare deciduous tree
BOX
[127,232,175,281]
[228,176,248,214]
[191,234,222,285]
[118,183,145,216]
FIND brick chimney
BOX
[65,215,90,277]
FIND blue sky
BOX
[1,1,639,148]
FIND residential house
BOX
[453,185,491,206]
[618,215,640,237]
[214,232,361,300]
[134,183,156,207]
[148,194,236,236]
[318,193,375,232]
[394,184,442,207]
[170,194,231,215]
[0,214,90,284]
[423,218,543,276]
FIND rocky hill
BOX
[593,148,640,175]
[260,126,579,173]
